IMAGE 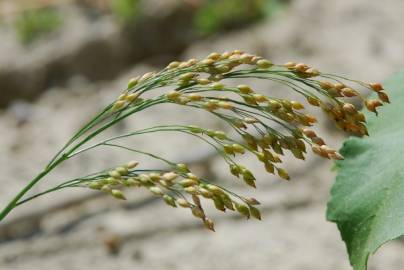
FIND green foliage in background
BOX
[110,0,140,24]
[108,0,286,33]
[194,0,285,34]
[15,8,62,44]
[327,70,404,270]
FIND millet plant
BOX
[0,50,388,232]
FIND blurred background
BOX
[1,0,404,269]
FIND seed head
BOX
[184,186,199,195]
[221,51,231,59]
[112,100,125,111]
[302,128,316,138]
[240,54,254,64]
[267,100,282,111]
[330,152,344,160]
[203,101,218,111]
[127,160,139,169]
[224,144,234,155]
[124,178,139,187]
[232,49,244,55]
[162,172,178,182]
[244,117,259,124]
[334,83,345,90]
[242,169,256,187]
[205,184,224,196]
[377,91,390,103]
[111,190,126,200]
[252,94,267,103]
[163,195,177,207]
[72,51,392,230]
[229,164,241,177]
[186,173,199,180]
[118,93,128,101]
[291,101,304,110]
[176,163,190,172]
[249,206,262,220]
[263,161,274,174]
[245,198,260,206]
[284,61,296,69]
[116,166,128,176]
[235,203,250,218]
[203,218,215,231]
[189,94,203,101]
[242,94,258,105]
[218,101,233,110]
[213,131,227,140]
[175,94,188,103]
[101,185,112,193]
[237,84,253,94]
[187,58,198,65]
[105,177,120,186]
[127,77,139,89]
[199,188,214,198]
[126,93,140,102]
[211,82,224,90]
[307,96,320,106]
[179,179,198,187]
[305,68,320,77]
[370,82,383,92]
[213,197,226,211]
[341,87,357,97]
[319,81,334,90]
[197,78,210,85]
[149,186,164,196]
[180,72,197,81]
[208,52,221,60]
[232,144,245,154]
[177,198,191,208]
[365,99,383,113]
[305,114,317,124]
[192,195,201,207]
[109,170,121,179]
[167,61,180,69]
[342,103,357,114]
[294,63,308,72]
[277,168,290,180]
[88,182,102,190]
[257,59,273,69]
[148,173,160,182]
[356,112,366,122]
[178,62,191,68]
[192,206,205,219]
[166,91,181,100]
[229,54,241,62]
[311,136,325,146]
[139,72,155,82]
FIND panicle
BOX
[96,50,390,230]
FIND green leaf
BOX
[193,0,268,34]
[327,70,404,270]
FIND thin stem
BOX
[16,184,71,206]
[0,156,65,221]
[102,143,176,166]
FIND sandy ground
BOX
[1,0,404,269]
